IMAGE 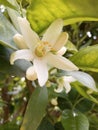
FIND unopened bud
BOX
[26,66,37,81]
[13,33,28,49]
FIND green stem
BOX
[72,97,84,110]
[77,34,87,48]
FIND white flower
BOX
[55,76,76,93]
[55,71,98,93]
[10,17,78,86]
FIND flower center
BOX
[35,41,52,57]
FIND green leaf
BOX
[0,0,17,10]
[61,109,89,130]
[89,114,98,130]
[37,117,55,130]
[27,0,98,33]
[20,87,48,130]
[0,12,17,50]
[70,45,98,72]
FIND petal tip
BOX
[10,53,15,65]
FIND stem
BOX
[72,97,84,110]
[77,34,87,48]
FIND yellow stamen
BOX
[35,41,51,57]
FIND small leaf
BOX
[61,109,89,130]
[27,0,98,33]
[0,12,17,49]
[70,45,98,72]
[20,87,48,130]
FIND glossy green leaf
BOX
[61,109,89,130]
[0,0,17,10]
[0,12,17,50]
[20,87,48,130]
[27,0,98,33]
[70,45,98,72]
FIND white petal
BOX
[18,17,39,50]
[68,71,98,91]
[33,58,48,87]
[64,82,71,93]
[54,85,63,93]
[26,66,37,81]
[57,47,67,55]
[10,49,33,65]
[63,76,76,83]
[13,33,28,49]
[53,32,68,51]
[46,53,79,71]
[42,19,63,47]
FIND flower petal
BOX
[54,85,63,93]
[26,66,37,81]
[57,47,67,55]
[63,76,76,83]
[13,33,28,49]
[46,53,78,71]
[53,32,68,51]
[64,82,71,93]
[42,19,63,46]
[10,49,33,65]
[33,58,48,87]
[18,17,39,50]
[67,71,98,91]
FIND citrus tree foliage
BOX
[0,0,98,130]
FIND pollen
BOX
[35,41,52,57]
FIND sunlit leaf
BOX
[27,0,98,33]
[61,109,89,130]
[70,45,98,72]
[20,87,48,130]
